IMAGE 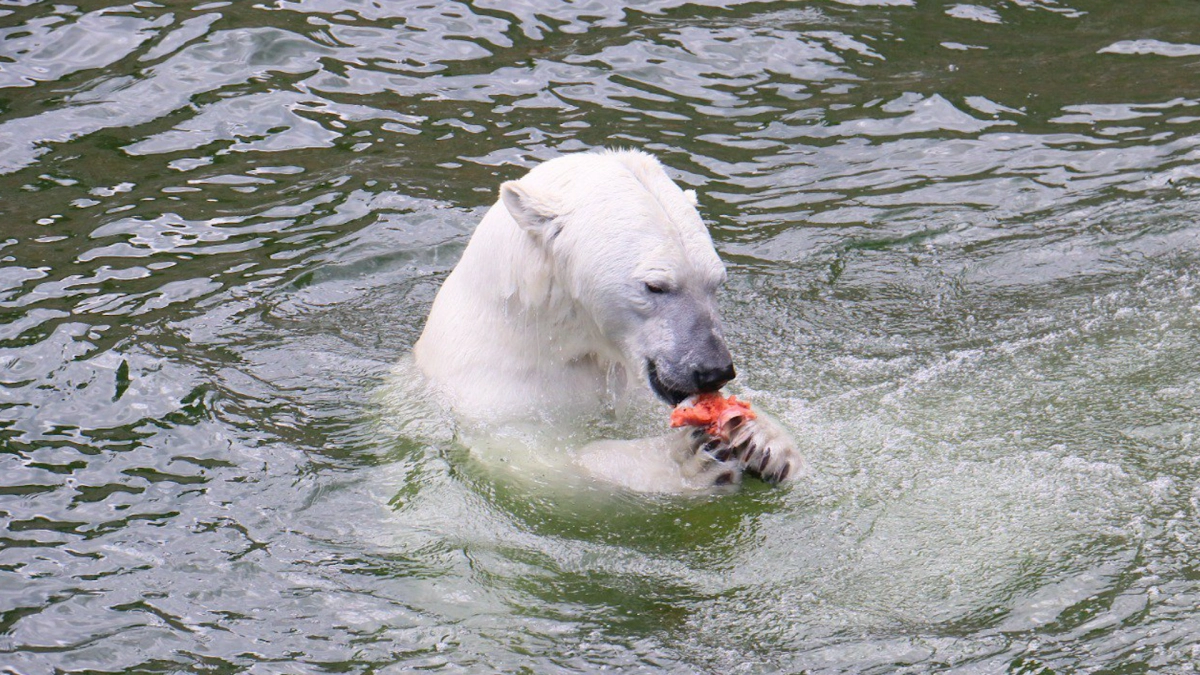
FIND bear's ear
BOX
[501,180,561,245]
[683,189,698,206]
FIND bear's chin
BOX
[646,360,693,406]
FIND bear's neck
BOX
[414,203,624,422]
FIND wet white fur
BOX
[415,149,722,422]
[412,149,800,492]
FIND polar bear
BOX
[412,149,801,492]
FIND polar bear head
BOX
[499,150,735,404]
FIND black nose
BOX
[693,362,736,393]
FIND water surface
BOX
[3,1,1200,672]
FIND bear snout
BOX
[693,362,735,393]
[647,353,736,405]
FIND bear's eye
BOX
[644,282,667,295]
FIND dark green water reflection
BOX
[2,1,1200,672]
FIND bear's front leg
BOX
[578,432,742,493]
[703,413,804,484]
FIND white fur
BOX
[411,149,802,492]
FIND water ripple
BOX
[2,0,1200,672]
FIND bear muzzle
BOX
[647,357,736,406]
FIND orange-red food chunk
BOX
[669,392,756,439]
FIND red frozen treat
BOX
[669,392,756,440]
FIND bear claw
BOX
[680,412,802,488]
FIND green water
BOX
[3,1,1200,672]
